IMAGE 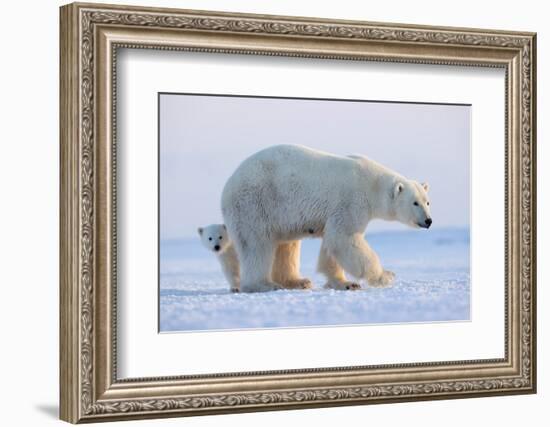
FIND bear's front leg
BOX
[360,242,394,288]
[219,245,241,293]
[317,242,361,290]
[324,229,395,288]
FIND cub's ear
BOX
[222,224,227,230]
[197,227,203,236]
[393,182,404,198]
[421,182,430,192]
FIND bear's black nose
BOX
[214,245,220,251]
[425,218,432,228]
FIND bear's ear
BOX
[222,224,227,230]
[393,182,404,199]
[197,227,203,236]
[421,182,430,192]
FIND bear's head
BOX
[198,224,231,253]
[392,180,432,229]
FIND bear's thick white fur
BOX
[221,144,431,293]
[198,224,240,292]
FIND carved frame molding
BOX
[60,2,536,423]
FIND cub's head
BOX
[392,180,432,229]
[198,224,231,253]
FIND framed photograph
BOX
[60,2,537,423]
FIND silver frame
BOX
[60,2,537,423]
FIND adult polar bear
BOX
[221,144,432,293]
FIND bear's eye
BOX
[413,201,419,206]
[208,237,212,241]
[219,236,223,239]
[427,201,430,206]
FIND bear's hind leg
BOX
[317,240,361,290]
[236,238,281,293]
[272,241,312,290]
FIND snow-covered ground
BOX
[160,227,470,332]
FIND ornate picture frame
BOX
[60,2,536,423]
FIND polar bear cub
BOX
[198,224,240,293]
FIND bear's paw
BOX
[282,278,313,290]
[368,270,395,288]
[324,280,362,291]
[241,281,282,293]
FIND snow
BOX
[159,228,470,332]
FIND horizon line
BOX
[160,224,470,243]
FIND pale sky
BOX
[160,93,470,239]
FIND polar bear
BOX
[221,144,432,293]
[198,224,240,292]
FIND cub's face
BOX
[198,224,231,253]
[392,180,432,229]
